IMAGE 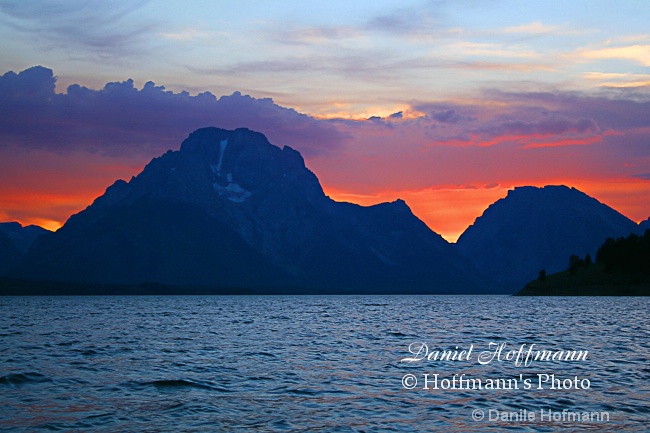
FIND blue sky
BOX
[3,0,649,115]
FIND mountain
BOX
[455,185,639,290]
[10,127,490,294]
[0,222,49,275]
[639,217,650,233]
[0,232,21,276]
[517,229,650,296]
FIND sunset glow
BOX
[0,1,649,240]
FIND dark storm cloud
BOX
[0,66,346,156]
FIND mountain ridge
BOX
[0,222,50,275]
[455,185,640,290]
[8,127,490,294]
[639,217,650,233]
[3,128,647,295]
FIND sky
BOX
[0,0,649,241]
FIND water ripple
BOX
[0,295,648,431]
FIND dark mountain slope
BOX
[0,222,49,275]
[456,185,638,289]
[639,217,650,233]
[12,127,489,294]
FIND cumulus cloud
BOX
[4,67,649,160]
[0,66,346,156]
[2,66,650,191]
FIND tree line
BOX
[538,229,650,282]
[596,229,650,275]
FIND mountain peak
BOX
[456,184,638,288]
[88,126,324,213]
[11,127,487,294]
[0,222,49,275]
[180,127,265,153]
[388,198,411,213]
[0,222,49,253]
[508,185,585,199]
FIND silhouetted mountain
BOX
[517,229,650,296]
[455,185,639,290]
[11,127,489,294]
[0,232,21,276]
[639,217,650,233]
[0,222,49,275]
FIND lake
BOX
[1,295,648,431]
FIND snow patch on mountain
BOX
[213,181,251,203]
[216,138,228,175]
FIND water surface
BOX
[1,295,648,431]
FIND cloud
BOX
[449,113,604,149]
[366,8,438,36]
[478,116,600,138]
[501,21,578,36]
[271,4,447,48]
[486,90,650,131]
[188,51,418,83]
[4,67,648,164]
[584,72,650,89]
[449,42,540,59]
[161,27,218,42]
[274,25,362,45]
[581,44,650,67]
[2,66,650,240]
[0,66,346,157]
[0,0,154,58]
[412,103,476,124]
[405,97,606,149]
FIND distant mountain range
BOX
[5,127,488,294]
[455,185,641,290]
[516,229,650,296]
[640,217,650,233]
[1,127,647,295]
[0,222,49,275]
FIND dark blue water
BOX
[1,296,648,432]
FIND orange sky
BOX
[2,145,648,242]
[0,149,146,232]
[5,179,647,243]
[1,3,650,241]
[1,67,649,241]
[324,179,650,242]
